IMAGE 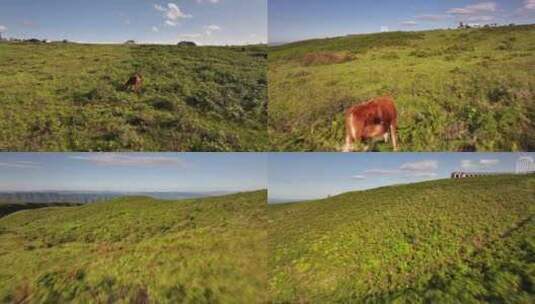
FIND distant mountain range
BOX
[0,191,231,204]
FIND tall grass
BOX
[0,43,267,151]
[268,175,535,302]
[268,25,535,151]
[0,191,268,302]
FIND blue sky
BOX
[268,153,535,202]
[269,0,535,43]
[0,153,266,192]
[0,0,266,45]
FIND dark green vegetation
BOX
[0,191,267,303]
[0,43,267,151]
[0,202,81,218]
[0,191,229,204]
[269,175,535,303]
[0,192,121,204]
[269,25,535,151]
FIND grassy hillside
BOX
[0,191,267,303]
[0,43,267,151]
[269,25,535,151]
[269,175,535,303]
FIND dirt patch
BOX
[302,52,355,66]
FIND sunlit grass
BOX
[0,191,267,303]
[268,25,535,151]
[0,43,267,151]
[268,175,535,302]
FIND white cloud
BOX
[154,4,166,11]
[356,160,439,180]
[359,167,438,178]
[205,25,221,31]
[461,160,476,168]
[480,159,500,166]
[166,3,192,20]
[204,24,221,35]
[466,15,494,22]
[0,25,7,32]
[165,20,177,26]
[69,154,182,167]
[401,20,418,26]
[448,2,497,15]
[351,175,366,180]
[400,160,438,172]
[363,168,400,176]
[196,0,220,3]
[461,159,500,169]
[525,0,535,9]
[416,14,448,21]
[155,3,192,27]
[152,26,159,32]
[380,26,389,32]
[409,172,438,178]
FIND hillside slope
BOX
[269,25,535,151]
[0,43,267,151]
[269,175,535,302]
[0,190,267,303]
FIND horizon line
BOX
[268,172,525,204]
[269,22,535,46]
[0,36,267,47]
[0,188,266,193]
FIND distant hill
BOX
[269,175,535,302]
[0,202,82,218]
[0,190,267,302]
[0,43,267,151]
[269,24,535,151]
[0,192,120,204]
[0,191,232,204]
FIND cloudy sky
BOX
[0,153,266,192]
[269,0,535,43]
[0,0,266,45]
[268,153,534,203]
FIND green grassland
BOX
[0,191,267,303]
[269,25,535,151]
[0,43,267,151]
[269,175,535,303]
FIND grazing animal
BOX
[343,96,398,151]
[124,73,143,92]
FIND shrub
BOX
[150,99,175,111]
[445,44,475,53]
[380,52,400,60]
[487,86,511,103]
[497,40,513,51]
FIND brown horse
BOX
[343,96,398,151]
[124,73,143,92]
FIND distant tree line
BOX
[124,40,197,46]
[0,36,70,43]
[458,21,515,29]
[1,37,199,45]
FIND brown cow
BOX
[124,73,143,92]
[343,96,398,152]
